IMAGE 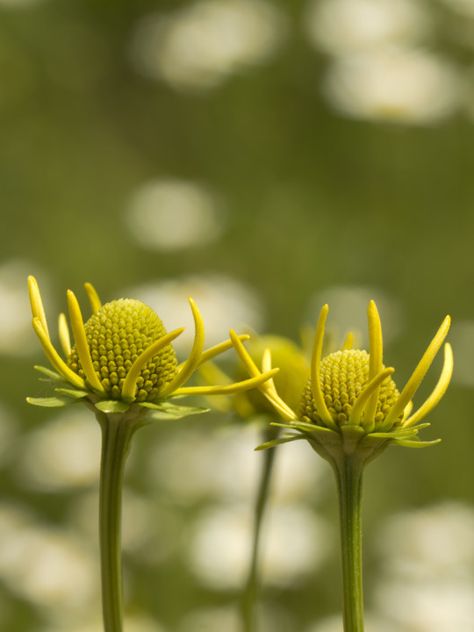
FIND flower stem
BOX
[97,412,137,632]
[241,426,278,632]
[333,455,365,632]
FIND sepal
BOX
[55,387,89,399]
[26,396,73,408]
[34,365,64,382]
[139,401,209,420]
[95,400,131,413]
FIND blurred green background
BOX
[0,0,473,630]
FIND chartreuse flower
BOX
[200,335,309,632]
[231,301,453,632]
[27,275,277,632]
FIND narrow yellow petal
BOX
[58,313,71,357]
[28,275,49,338]
[310,305,334,426]
[403,343,454,428]
[384,315,451,426]
[67,290,105,393]
[159,298,205,396]
[402,401,414,422]
[32,318,85,389]
[341,331,355,350]
[177,334,251,371]
[229,329,261,379]
[229,330,297,420]
[84,282,102,314]
[350,367,394,425]
[261,348,297,421]
[173,368,279,397]
[365,300,384,423]
[122,328,184,401]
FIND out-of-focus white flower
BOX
[0,505,97,613]
[179,604,293,632]
[374,502,474,632]
[376,502,474,578]
[70,489,181,564]
[149,423,326,504]
[323,47,463,124]
[124,179,225,251]
[44,614,165,632]
[129,0,286,91]
[188,503,331,589]
[17,410,101,491]
[126,275,264,352]
[306,0,429,56]
[305,613,400,632]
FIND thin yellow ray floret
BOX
[342,331,355,350]
[383,315,451,426]
[67,290,105,394]
[58,313,71,357]
[32,317,85,389]
[185,334,251,371]
[350,367,394,425]
[121,328,185,401]
[311,305,335,428]
[84,282,102,314]
[28,275,50,338]
[159,298,205,396]
[365,300,384,424]
[230,330,296,421]
[403,343,454,428]
[173,368,279,397]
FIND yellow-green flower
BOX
[231,301,453,462]
[27,275,277,419]
[199,334,310,419]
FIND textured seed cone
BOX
[299,349,401,428]
[68,299,178,401]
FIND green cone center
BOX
[68,299,178,401]
[300,349,400,427]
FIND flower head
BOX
[199,334,310,419]
[231,301,453,464]
[27,276,278,419]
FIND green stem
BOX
[333,455,365,632]
[241,427,278,632]
[97,412,137,632]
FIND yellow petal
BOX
[58,313,71,357]
[32,318,85,389]
[173,368,279,397]
[28,275,49,338]
[159,298,205,396]
[365,300,384,423]
[310,305,335,428]
[67,290,105,393]
[403,343,454,427]
[350,367,394,426]
[121,328,184,401]
[384,315,451,426]
[84,282,102,314]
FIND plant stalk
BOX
[97,412,137,632]
[333,455,365,632]
[241,426,278,632]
